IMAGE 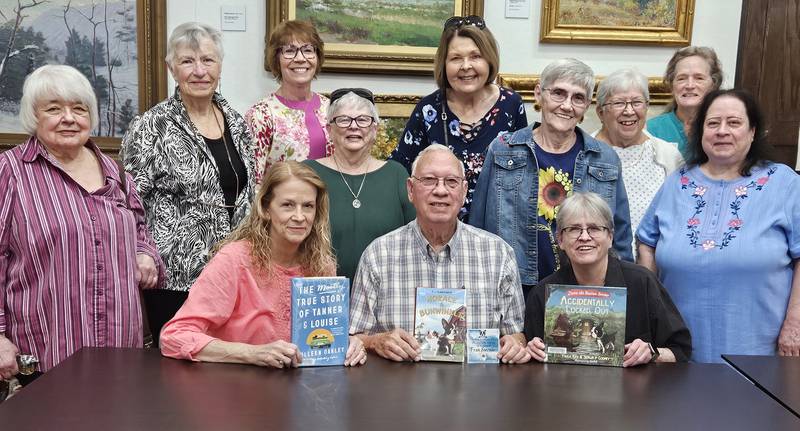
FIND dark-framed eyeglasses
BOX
[279,44,317,60]
[329,87,375,104]
[601,99,648,112]
[412,175,465,190]
[560,225,609,240]
[444,15,486,30]
[543,87,589,108]
[331,115,376,128]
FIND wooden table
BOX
[1,348,797,430]
[723,354,800,418]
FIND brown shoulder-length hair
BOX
[433,24,499,90]
[216,161,334,276]
[663,46,723,112]
[265,20,324,82]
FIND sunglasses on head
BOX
[329,88,375,105]
[444,15,486,30]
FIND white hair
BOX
[327,91,380,123]
[410,143,466,177]
[165,22,224,66]
[19,65,99,134]
[539,58,596,101]
[596,68,650,107]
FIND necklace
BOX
[332,154,368,209]
[211,108,241,209]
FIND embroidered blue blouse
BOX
[637,163,800,363]
[389,86,527,220]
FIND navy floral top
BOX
[390,86,527,221]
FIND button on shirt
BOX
[349,220,525,336]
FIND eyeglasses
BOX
[543,87,589,108]
[601,99,648,112]
[329,87,375,104]
[412,176,464,190]
[560,225,609,240]
[279,44,316,60]
[331,115,376,128]
[444,15,486,30]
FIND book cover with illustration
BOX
[543,284,627,367]
[414,287,466,362]
[466,328,500,364]
[291,277,349,367]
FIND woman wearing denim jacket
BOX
[470,58,632,299]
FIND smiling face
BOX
[535,79,588,134]
[672,55,713,111]
[326,105,377,155]
[407,150,467,229]
[278,38,318,88]
[597,89,648,147]
[557,214,612,269]
[444,35,489,96]
[169,37,221,103]
[701,95,755,170]
[267,177,318,253]
[35,99,92,151]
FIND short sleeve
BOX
[389,99,431,173]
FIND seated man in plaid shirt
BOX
[349,144,529,364]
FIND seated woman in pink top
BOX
[160,161,367,368]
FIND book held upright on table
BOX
[413,287,466,363]
[291,277,350,366]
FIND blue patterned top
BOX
[389,86,527,221]
[637,163,800,363]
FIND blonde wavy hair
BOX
[216,161,334,276]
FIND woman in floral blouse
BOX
[246,20,331,183]
[637,89,800,363]
[390,16,527,221]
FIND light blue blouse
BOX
[646,111,687,159]
[637,163,800,363]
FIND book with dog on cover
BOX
[543,284,627,367]
[413,287,466,362]
[291,277,349,367]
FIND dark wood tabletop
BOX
[723,354,800,418]
[1,348,797,430]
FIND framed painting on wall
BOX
[0,0,167,154]
[540,0,695,46]
[267,0,484,74]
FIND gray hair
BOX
[596,68,650,107]
[327,91,380,124]
[556,192,613,232]
[19,65,99,134]
[410,143,465,178]
[165,22,224,66]
[539,58,596,101]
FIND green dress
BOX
[305,159,416,282]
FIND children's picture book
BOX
[543,284,627,367]
[291,277,350,367]
[414,287,466,362]
[466,328,500,364]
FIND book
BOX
[291,277,350,367]
[543,284,627,367]
[413,287,466,362]
[466,328,500,364]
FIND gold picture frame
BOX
[497,73,671,105]
[0,0,167,155]
[372,94,420,160]
[540,0,695,46]
[267,0,484,74]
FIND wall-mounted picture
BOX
[372,94,419,160]
[268,0,484,74]
[0,0,164,152]
[540,0,695,46]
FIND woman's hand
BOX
[526,337,547,362]
[623,338,652,367]
[247,340,303,369]
[778,317,800,356]
[0,336,20,379]
[135,253,158,289]
[344,336,367,366]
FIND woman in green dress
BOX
[305,88,416,282]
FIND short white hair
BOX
[410,143,465,178]
[540,58,596,101]
[327,91,380,123]
[165,22,224,66]
[19,65,99,134]
[596,68,649,107]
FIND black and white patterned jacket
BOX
[120,90,255,291]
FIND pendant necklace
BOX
[332,154,368,209]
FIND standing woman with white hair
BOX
[121,22,255,345]
[0,65,165,383]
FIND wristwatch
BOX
[647,342,660,363]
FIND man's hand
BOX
[362,329,421,362]
[498,333,531,364]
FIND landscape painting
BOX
[269,0,484,74]
[0,0,140,139]
[558,0,677,28]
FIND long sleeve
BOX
[0,158,14,333]
[498,244,525,335]
[349,248,380,335]
[390,101,430,173]
[646,274,692,362]
[612,169,634,261]
[124,170,166,288]
[523,282,547,341]
[244,101,274,184]
[120,114,157,204]
[468,138,496,229]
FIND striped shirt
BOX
[0,137,165,372]
[350,220,525,336]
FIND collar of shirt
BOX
[410,219,463,263]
